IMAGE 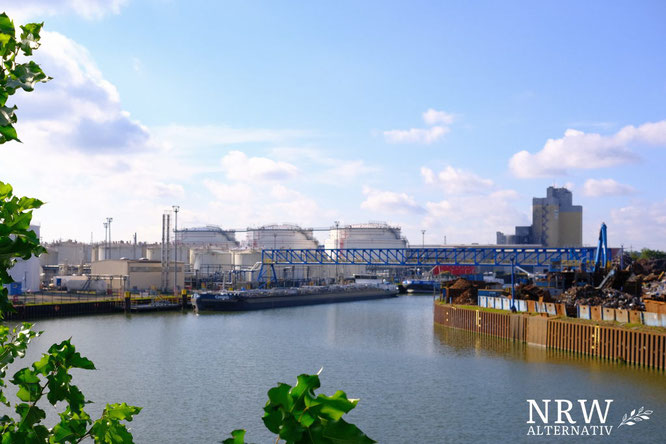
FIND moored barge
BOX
[193,284,398,312]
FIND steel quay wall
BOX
[548,320,666,370]
[434,303,666,371]
[434,304,527,342]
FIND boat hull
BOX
[193,288,398,312]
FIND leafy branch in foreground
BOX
[223,371,376,444]
[0,12,141,443]
[0,12,50,143]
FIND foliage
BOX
[0,337,141,443]
[223,371,376,444]
[0,12,141,443]
[0,12,49,144]
[629,248,666,261]
[0,182,45,316]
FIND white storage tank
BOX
[176,226,239,248]
[233,251,261,267]
[190,248,233,272]
[247,224,319,250]
[8,225,42,292]
[324,222,408,249]
[145,244,189,263]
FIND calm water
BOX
[6,296,666,443]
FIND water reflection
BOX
[433,323,666,389]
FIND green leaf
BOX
[0,105,17,126]
[321,418,377,444]
[0,13,15,37]
[277,416,305,443]
[105,402,141,421]
[0,124,19,143]
[266,382,293,410]
[222,429,247,444]
[15,402,45,428]
[291,373,321,403]
[315,391,358,421]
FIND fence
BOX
[478,295,666,327]
[477,295,565,316]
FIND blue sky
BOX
[2,0,666,248]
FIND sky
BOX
[1,0,665,249]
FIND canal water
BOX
[8,296,666,443]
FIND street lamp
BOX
[172,205,179,295]
[103,222,108,260]
[105,217,113,259]
[334,221,340,282]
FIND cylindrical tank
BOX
[248,225,319,250]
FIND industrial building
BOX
[497,186,582,247]
[18,220,417,293]
[90,259,184,292]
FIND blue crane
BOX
[593,223,609,272]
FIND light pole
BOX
[103,222,108,260]
[334,221,340,282]
[421,230,426,248]
[172,205,179,295]
[105,217,113,259]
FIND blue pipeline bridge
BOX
[257,247,598,282]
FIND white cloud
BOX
[154,125,311,150]
[0,31,207,242]
[421,166,493,194]
[220,151,299,182]
[206,183,328,229]
[582,179,635,197]
[5,0,129,21]
[204,180,253,202]
[15,31,152,153]
[360,187,424,215]
[268,147,377,184]
[610,201,666,249]
[383,108,455,144]
[422,108,454,125]
[383,126,449,144]
[422,190,526,244]
[509,120,666,178]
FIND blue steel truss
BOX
[259,247,597,273]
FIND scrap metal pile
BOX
[557,285,644,310]
[515,284,553,302]
[554,258,666,310]
[445,278,478,305]
[642,274,666,302]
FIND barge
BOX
[193,284,398,312]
